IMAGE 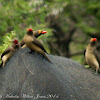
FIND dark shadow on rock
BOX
[0,48,100,100]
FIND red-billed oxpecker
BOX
[20,29,47,48]
[22,28,52,63]
[0,39,20,67]
[85,38,100,74]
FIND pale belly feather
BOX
[86,54,99,68]
[2,51,14,62]
[24,36,42,52]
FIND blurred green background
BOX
[0,0,100,64]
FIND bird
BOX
[20,30,47,48]
[85,38,100,74]
[0,39,20,67]
[23,28,52,63]
[33,30,47,38]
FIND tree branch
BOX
[70,50,84,57]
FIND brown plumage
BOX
[20,30,47,48]
[85,38,100,74]
[0,39,20,67]
[23,28,51,63]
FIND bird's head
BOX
[12,39,19,48]
[27,28,33,35]
[90,38,97,45]
[38,30,47,34]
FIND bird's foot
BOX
[95,72,98,75]
[95,72,97,74]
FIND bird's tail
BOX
[0,61,3,68]
[45,51,49,55]
[43,54,52,63]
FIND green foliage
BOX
[0,31,16,54]
[0,0,100,65]
[0,0,53,54]
[0,31,16,64]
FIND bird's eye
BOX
[90,38,93,41]
[38,30,41,34]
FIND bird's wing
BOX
[1,47,12,59]
[94,49,100,65]
[20,39,25,47]
[33,30,41,38]
[84,50,86,56]
[32,38,48,53]
[84,50,87,65]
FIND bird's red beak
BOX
[91,38,97,42]
[27,28,33,32]
[41,31,47,34]
[14,39,19,45]
[93,38,97,42]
